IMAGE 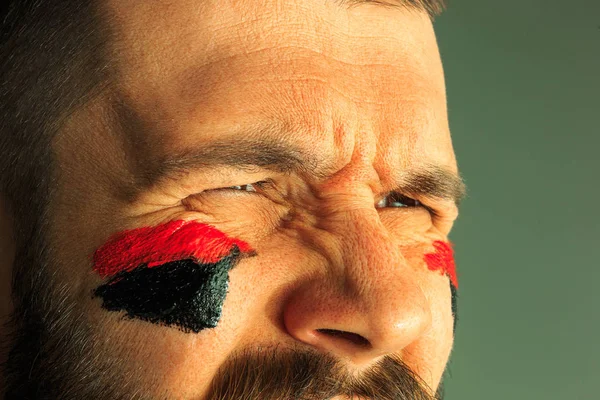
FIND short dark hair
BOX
[0,0,111,247]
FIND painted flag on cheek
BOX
[92,220,255,333]
[424,240,459,332]
[424,240,458,289]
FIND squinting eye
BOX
[226,183,258,192]
[212,180,272,194]
[376,192,422,208]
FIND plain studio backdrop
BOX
[434,0,600,399]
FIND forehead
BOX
[102,0,455,178]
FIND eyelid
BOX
[376,191,419,207]
[377,191,443,219]
[205,183,441,218]
[206,179,274,193]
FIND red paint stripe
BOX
[424,240,458,288]
[93,220,253,278]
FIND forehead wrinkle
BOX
[106,0,438,99]
[102,0,449,200]
[111,106,353,197]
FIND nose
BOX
[283,208,432,366]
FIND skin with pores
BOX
[91,221,456,334]
[91,220,457,334]
[0,0,465,398]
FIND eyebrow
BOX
[138,138,466,208]
[337,0,447,20]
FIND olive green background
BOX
[433,1,600,399]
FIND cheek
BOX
[91,219,254,333]
[424,240,458,332]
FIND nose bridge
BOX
[282,127,432,363]
[319,204,402,291]
[316,127,402,284]
[326,206,426,316]
[340,207,402,282]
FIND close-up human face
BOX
[1,0,465,398]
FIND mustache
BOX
[205,345,442,400]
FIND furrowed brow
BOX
[139,139,466,209]
[137,138,323,190]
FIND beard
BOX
[1,222,445,400]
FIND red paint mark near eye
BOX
[424,240,458,289]
[93,220,253,278]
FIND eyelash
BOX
[211,180,272,194]
[212,180,434,213]
[376,192,422,209]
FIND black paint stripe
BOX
[93,248,240,333]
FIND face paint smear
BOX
[92,220,254,333]
[424,240,458,288]
[424,240,458,331]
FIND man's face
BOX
[6,0,462,398]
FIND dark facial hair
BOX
[206,344,444,400]
[1,228,447,400]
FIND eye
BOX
[209,180,272,194]
[225,183,258,192]
[376,192,423,209]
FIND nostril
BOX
[316,328,371,348]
